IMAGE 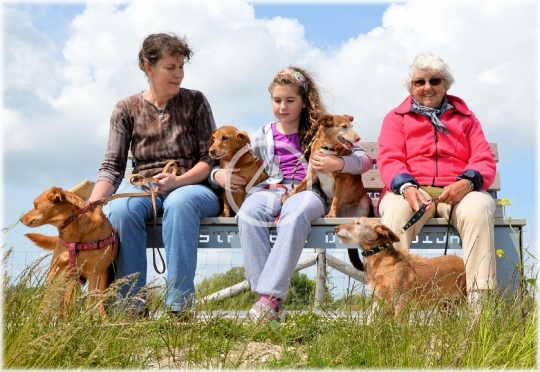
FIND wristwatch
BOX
[467,180,475,191]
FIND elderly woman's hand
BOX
[403,187,433,212]
[438,179,472,205]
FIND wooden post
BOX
[326,254,367,284]
[315,248,326,311]
[197,253,318,304]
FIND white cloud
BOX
[314,0,537,145]
[2,0,537,251]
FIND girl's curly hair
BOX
[268,66,327,160]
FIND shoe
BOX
[247,301,286,324]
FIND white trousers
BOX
[379,189,497,291]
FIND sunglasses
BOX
[413,78,443,87]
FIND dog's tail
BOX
[347,249,365,271]
[25,233,58,250]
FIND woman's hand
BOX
[403,187,433,212]
[214,168,246,192]
[311,151,344,173]
[153,173,179,195]
[438,179,472,205]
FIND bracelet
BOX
[400,183,418,196]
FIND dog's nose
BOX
[334,226,339,233]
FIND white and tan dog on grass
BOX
[335,217,467,320]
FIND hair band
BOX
[276,69,308,90]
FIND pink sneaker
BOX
[247,301,286,324]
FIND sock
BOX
[258,294,281,310]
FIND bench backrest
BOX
[360,142,499,197]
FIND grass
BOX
[2,248,538,369]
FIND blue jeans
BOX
[108,184,220,311]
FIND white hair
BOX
[404,52,455,93]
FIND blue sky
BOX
[23,2,391,50]
[2,0,537,288]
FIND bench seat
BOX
[123,141,525,291]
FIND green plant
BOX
[496,197,538,318]
[3,243,537,369]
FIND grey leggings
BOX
[236,188,325,300]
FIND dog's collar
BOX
[362,241,394,257]
[223,147,263,168]
[320,145,336,152]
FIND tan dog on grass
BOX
[209,125,268,217]
[335,217,466,319]
[286,114,373,218]
[21,187,118,318]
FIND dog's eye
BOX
[221,135,229,141]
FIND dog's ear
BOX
[343,115,354,123]
[64,191,85,208]
[318,114,334,128]
[47,187,65,203]
[208,131,217,147]
[237,131,251,145]
[375,223,400,243]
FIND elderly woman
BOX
[377,52,497,307]
[89,33,220,317]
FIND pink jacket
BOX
[377,94,496,198]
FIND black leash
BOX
[443,204,455,255]
[398,197,454,255]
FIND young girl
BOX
[211,67,372,323]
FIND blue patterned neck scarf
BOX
[410,96,449,134]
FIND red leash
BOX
[264,183,289,224]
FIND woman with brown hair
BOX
[90,33,220,317]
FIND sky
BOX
[1,0,538,290]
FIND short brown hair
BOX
[138,33,193,75]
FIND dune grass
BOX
[2,247,537,369]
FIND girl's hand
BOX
[214,168,246,192]
[311,151,344,173]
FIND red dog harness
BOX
[61,199,117,284]
[58,231,116,285]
